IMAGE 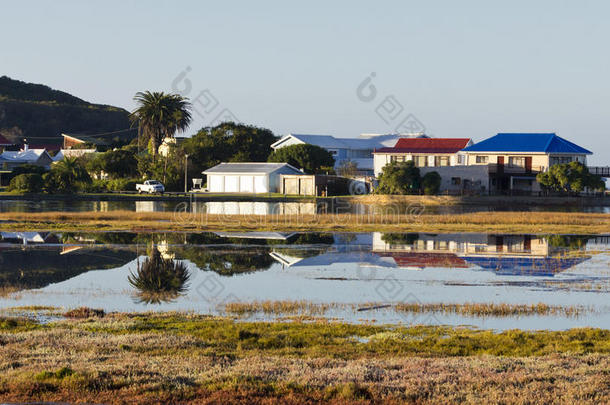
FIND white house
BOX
[203,162,304,193]
[271,133,425,175]
[0,146,53,170]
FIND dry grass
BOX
[0,314,608,404]
[0,210,608,234]
[223,300,590,318]
[63,307,105,319]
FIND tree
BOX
[421,171,441,195]
[8,173,43,193]
[87,148,138,179]
[137,147,186,191]
[44,157,92,193]
[182,122,278,173]
[129,91,192,157]
[537,161,605,194]
[128,247,190,304]
[376,161,421,195]
[267,144,335,174]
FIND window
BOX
[329,150,338,156]
[509,157,525,167]
[550,156,574,166]
[434,156,450,166]
[451,177,461,185]
[413,155,428,167]
[475,155,489,164]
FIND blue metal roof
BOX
[461,133,592,154]
[462,256,589,276]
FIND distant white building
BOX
[0,146,53,170]
[271,133,426,176]
[53,149,97,161]
[203,162,304,193]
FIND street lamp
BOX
[184,154,189,193]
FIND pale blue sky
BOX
[2,0,609,164]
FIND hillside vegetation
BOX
[0,76,135,146]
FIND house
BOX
[461,133,593,193]
[62,133,109,149]
[373,138,473,176]
[202,162,305,193]
[0,145,53,170]
[53,148,97,162]
[271,133,425,175]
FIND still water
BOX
[0,199,609,214]
[1,231,608,330]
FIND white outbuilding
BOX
[203,162,304,193]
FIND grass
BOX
[0,313,608,403]
[222,300,590,318]
[0,210,608,233]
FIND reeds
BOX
[222,300,589,318]
[0,210,608,233]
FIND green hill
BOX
[0,76,136,147]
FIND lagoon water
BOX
[0,199,609,215]
[1,231,608,330]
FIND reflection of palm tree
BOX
[128,248,190,304]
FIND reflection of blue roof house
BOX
[271,133,425,175]
[462,256,590,277]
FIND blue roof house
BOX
[461,133,593,193]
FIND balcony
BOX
[588,167,610,177]
[487,164,545,175]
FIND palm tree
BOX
[47,157,91,193]
[129,91,192,157]
[128,247,190,304]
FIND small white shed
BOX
[203,162,304,193]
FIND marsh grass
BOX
[0,314,608,403]
[0,210,608,233]
[223,300,590,318]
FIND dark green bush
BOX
[8,173,44,193]
[422,171,441,195]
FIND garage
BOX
[203,162,304,193]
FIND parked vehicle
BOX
[136,180,165,194]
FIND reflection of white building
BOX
[194,201,316,216]
[135,201,166,213]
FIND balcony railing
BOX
[588,167,610,176]
[487,164,545,174]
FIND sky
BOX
[2,0,609,164]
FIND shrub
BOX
[376,161,421,194]
[422,171,441,195]
[8,173,43,193]
[106,178,139,192]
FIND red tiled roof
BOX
[375,138,471,154]
[376,252,468,269]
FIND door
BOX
[224,176,239,192]
[525,156,532,173]
[240,176,254,193]
[497,156,504,175]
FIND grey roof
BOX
[272,133,425,151]
[203,162,303,175]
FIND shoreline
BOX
[0,192,609,206]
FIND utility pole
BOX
[184,154,189,193]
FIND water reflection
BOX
[128,247,190,304]
[1,230,608,330]
[2,199,610,214]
